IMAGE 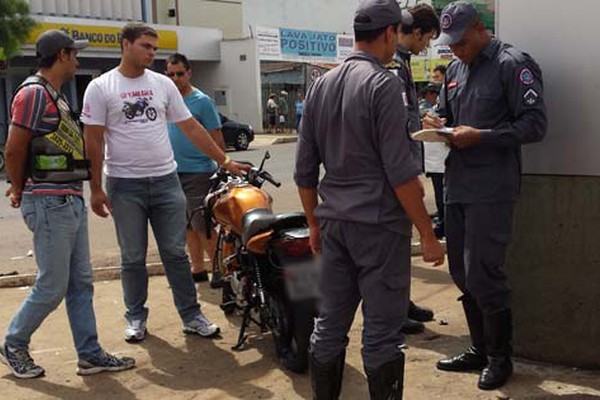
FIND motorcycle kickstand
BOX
[232,304,252,351]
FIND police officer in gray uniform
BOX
[295,0,445,398]
[423,1,547,391]
[387,3,442,335]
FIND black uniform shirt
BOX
[389,46,423,168]
[438,38,547,204]
[294,51,422,235]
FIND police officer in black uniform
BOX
[295,0,445,398]
[423,1,547,390]
[387,3,441,335]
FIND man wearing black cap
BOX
[1,30,135,379]
[423,1,547,390]
[295,0,444,398]
[387,2,442,335]
[419,82,448,239]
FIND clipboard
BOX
[411,127,454,143]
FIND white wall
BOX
[156,0,244,39]
[192,39,263,133]
[497,0,597,176]
[243,0,431,35]
[178,0,243,40]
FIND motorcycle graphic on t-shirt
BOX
[121,97,157,121]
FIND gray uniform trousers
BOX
[310,219,410,373]
[445,202,515,314]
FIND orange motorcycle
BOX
[204,151,318,373]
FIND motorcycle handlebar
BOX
[259,170,281,188]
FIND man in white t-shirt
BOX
[81,23,249,343]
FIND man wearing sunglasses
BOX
[165,53,225,288]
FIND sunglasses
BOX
[166,71,186,77]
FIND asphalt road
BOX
[0,142,436,276]
[0,143,305,277]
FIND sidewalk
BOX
[0,258,599,399]
[252,132,298,148]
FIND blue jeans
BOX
[4,194,102,359]
[106,172,200,323]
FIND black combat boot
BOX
[401,318,425,334]
[437,294,487,372]
[310,350,345,400]
[408,301,435,322]
[478,309,513,390]
[366,354,405,400]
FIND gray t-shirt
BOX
[294,51,421,235]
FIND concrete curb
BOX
[0,241,443,288]
[0,262,165,289]
[271,136,298,145]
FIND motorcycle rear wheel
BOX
[265,293,314,373]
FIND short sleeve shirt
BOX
[294,51,422,234]
[11,83,83,195]
[168,88,222,173]
[81,68,192,178]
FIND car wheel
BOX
[234,131,250,151]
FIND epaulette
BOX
[385,61,401,69]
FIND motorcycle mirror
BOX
[259,151,270,171]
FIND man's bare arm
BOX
[5,124,33,208]
[84,124,111,217]
[208,128,226,151]
[176,117,249,175]
[394,178,445,266]
[297,186,321,254]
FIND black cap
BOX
[423,82,442,94]
[35,29,89,58]
[437,1,478,46]
[354,0,413,32]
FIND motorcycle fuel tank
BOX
[213,184,273,235]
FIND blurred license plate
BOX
[284,260,320,301]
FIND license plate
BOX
[283,260,320,301]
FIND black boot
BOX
[408,301,434,322]
[367,354,405,400]
[310,351,345,400]
[478,309,513,390]
[437,294,487,372]
[401,318,425,334]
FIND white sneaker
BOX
[124,319,147,343]
[183,313,220,337]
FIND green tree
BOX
[0,0,37,62]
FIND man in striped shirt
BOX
[1,30,135,379]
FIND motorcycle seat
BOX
[242,208,307,246]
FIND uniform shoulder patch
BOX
[441,13,453,29]
[523,88,539,106]
[402,91,408,107]
[519,67,534,85]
